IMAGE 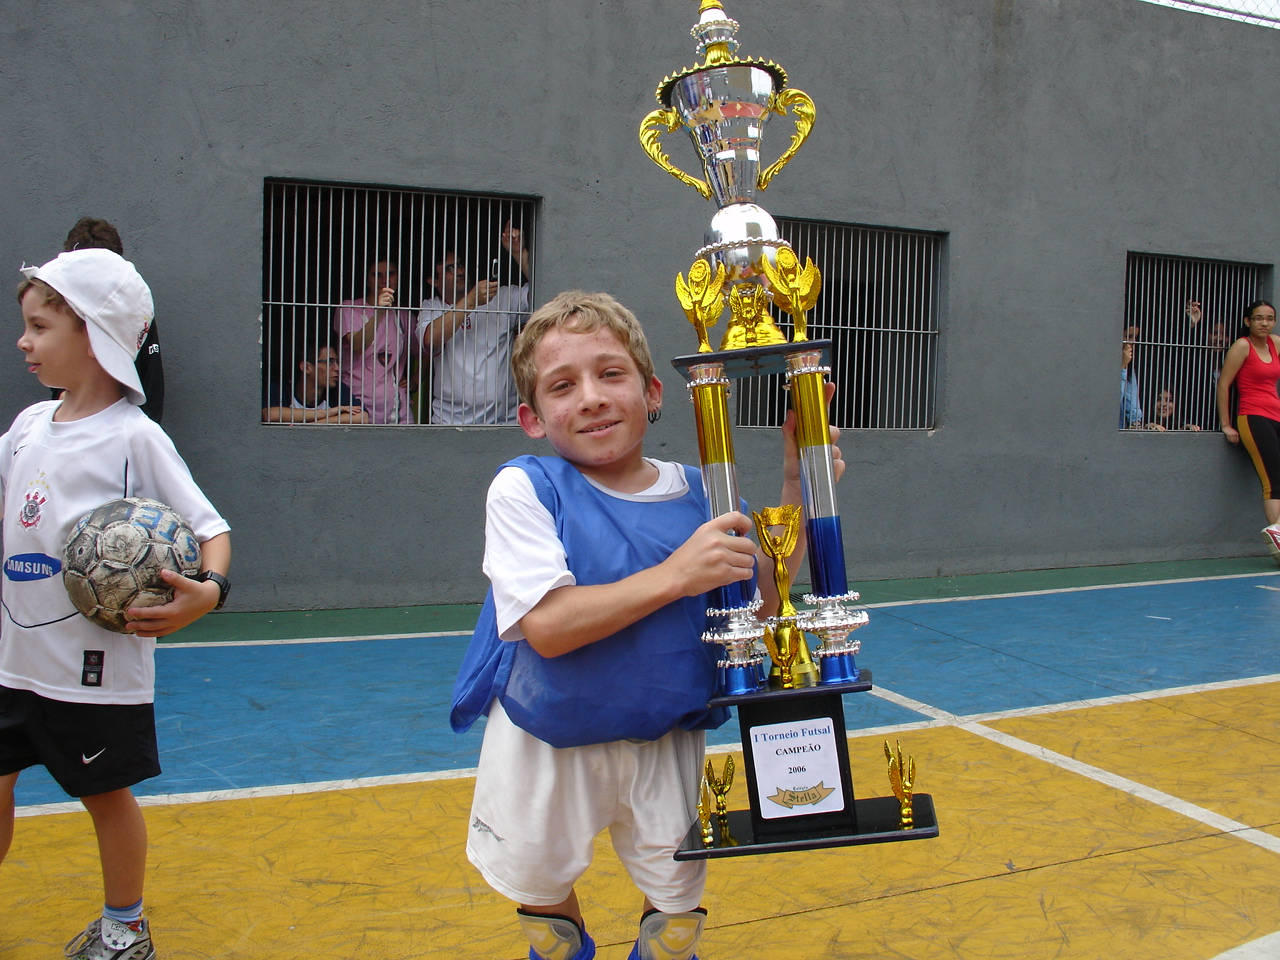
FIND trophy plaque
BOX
[641,0,939,859]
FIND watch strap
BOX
[197,570,231,610]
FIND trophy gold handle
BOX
[639,108,714,202]
[757,87,816,192]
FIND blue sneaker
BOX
[626,943,698,960]
[534,931,594,960]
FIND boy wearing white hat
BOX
[0,249,231,960]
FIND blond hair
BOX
[16,277,80,323]
[512,291,656,412]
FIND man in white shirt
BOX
[417,222,531,425]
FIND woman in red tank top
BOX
[1217,299,1280,563]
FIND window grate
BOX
[262,179,536,425]
[1122,252,1268,432]
[736,218,942,430]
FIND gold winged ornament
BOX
[719,283,787,351]
[675,258,728,353]
[705,756,734,817]
[704,756,737,845]
[697,777,715,847]
[884,739,916,829]
[759,247,821,343]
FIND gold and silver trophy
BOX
[642,0,866,693]
[643,0,938,857]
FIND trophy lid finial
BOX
[656,0,786,106]
[691,0,739,63]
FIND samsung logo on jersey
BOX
[4,553,62,581]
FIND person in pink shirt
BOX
[336,259,417,423]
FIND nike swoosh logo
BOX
[81,748,106,764]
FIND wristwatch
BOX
[197,571,231,610]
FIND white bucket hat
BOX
[20,249,153,405]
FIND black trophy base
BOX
[675,794,938,860]
[671,339,833,381]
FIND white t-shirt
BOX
[0,400,230,704]
[482,459,690,641]
[417,284,530,425]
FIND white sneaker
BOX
[1264,526,1280,566]
[64,916,155,960]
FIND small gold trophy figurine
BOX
[885,739,916,830]
[704,756,737,846]
[697,777,715,847]
[760,624,800,690]
[675,258,728,353]
[753,505,818,688]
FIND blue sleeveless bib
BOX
[450,455,731,748]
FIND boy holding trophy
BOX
[451,290,841,960]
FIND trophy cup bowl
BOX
[664,63,781,208]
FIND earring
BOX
[647,408,661,424]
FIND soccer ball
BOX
[63,498,201,633]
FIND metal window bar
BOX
[736,219,942,430]
[1122,252,1267,432]
[262,179,537,426]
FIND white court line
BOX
[24,575,1274,816]
[955,672,1280,723]
[849,677,1280,734]
[876,679,1280,856]
[20,673,1280,819]
[1212,932,1280,959]
[15,766,480,818]
[961,723,1280,856]
[161,630,468,649]
[159,570,1280,649]
[862,569,1280,610]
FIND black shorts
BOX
[0,685,160,798]
[1238,414,1280,501]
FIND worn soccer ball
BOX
[63,498,201,633]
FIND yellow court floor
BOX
[5,680,1279,959]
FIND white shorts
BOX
[467,700,707,913]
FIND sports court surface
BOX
[4,557,1279,959]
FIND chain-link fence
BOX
[1138,0,1280,27]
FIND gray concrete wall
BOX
[1,0,1275,611]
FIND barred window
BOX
[736,219,942,430]
[262,178,536,426]
[1122,252,1268,432]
